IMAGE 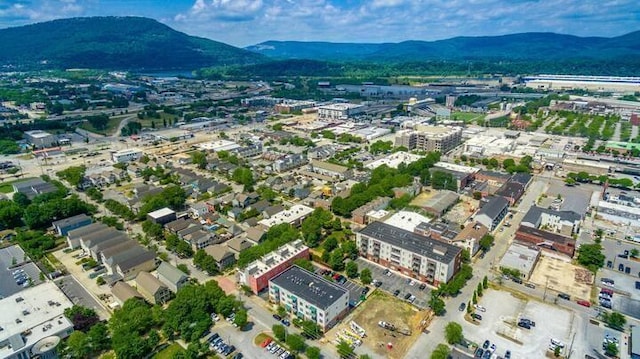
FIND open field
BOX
[153,343,185,359]
[332,291,424,359]
[452,111,484,123]
[529,254,592,300]
[79,117,122,136]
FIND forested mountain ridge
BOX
[246,31,640,62]
[0,17,265,70]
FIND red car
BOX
[600,288,614,296]
[260,338,272,348]
[577,300,591,307]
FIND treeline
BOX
[331,152,441,217]
[198,59,640,80]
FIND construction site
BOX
[328,291,433,359]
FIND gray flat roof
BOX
[359,221,461,264]
[270,265,348,310]
[522,206,581,225]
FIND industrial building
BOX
[523,74,640,93]
[111,149,143,163]
[24,130,56,149]
[356,221,463,286]
[269,266,349,331]
[239,239,309,294]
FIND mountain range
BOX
[0,16,264,71]
[0,16,637,72]
[246,31,640,62]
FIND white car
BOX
[550,339,565,348]
[474,304,486,312]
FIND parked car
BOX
[419,283,426,290]
[471,313,482,321]
[281,319,290,327]
[505,350,511,359]
[459,302,466,311]
[482,340,490,349]
[600,288,614,296]
[473,304,486,312]
[558,293,571,300]
[393,289,400,296]
[517,321,531,329]
[577,300,591,307]
[474,348,484,358]
[272,314,282,321]
[404,293,412,300]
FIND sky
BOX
[0,0,638,47]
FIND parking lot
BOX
[312,263,367,307]
[601,238,640,280]
[0,245,43,298]
[355,258,430,309]
[461,289,593,359]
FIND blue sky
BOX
[0,0,638,47]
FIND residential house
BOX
[111,281,142,307]
[52,214,92,237]
[205,245,236,270]
[156,262,189,293]
[135,271,172,304]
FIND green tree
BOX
[604,341,619,357]
[233,309,248,329]
[293,258,314,272]
[477,283,483,297]
[66,331,91,358]
[322,236,338,252]
[602,311,626,331]
[483,276,488,289]
[0,200,24,229]
[576,243,605,272]
[472,291,477,304]
[336,340,354,358]
[431,344,450,359]
[631,248,639,258]
[444,322,463,344]
[429,293,446,316]
[272,324,286,342]
[346,261,358,278]
[286,334,306,352]
[13,192,31,207]
[193,249,218,275]
[176,264,190,275]
[232,167,255,191]
[479,234,494,251]
[306,346,321,359]
[329,248,345,271]
[360,268,372,285]
[190,151,207,169]
[341,240,359,260]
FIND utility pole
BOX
[567,331,576,359]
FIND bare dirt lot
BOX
[444,195,478,225]
[529,254,592,300]
[332,291,426,359]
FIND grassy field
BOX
[452,111,484,123]
[137,112,178,129]
[153,343,185,359]
[79,117,122,136]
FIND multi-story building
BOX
[239,239,309,294]
[394,125,462,153]
[112,149,143,163]
[258,205,314,228]
[0,282,74,359]
[521,206,581,236]
[514,225,577,258]
[356,221,462,286]
[317,103,364,120]
[269,266,349,331]
[306,160,352,180]
[273,153,307,172]
[475,196,509,231]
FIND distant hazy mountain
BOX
[0,17,265,70]
[246,31,640,62]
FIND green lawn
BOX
[137,112,179,129]
[0,177,37,193]
[153,343,185,359]
[79,117,122,136]
[452,111,484,123]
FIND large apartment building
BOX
[269,266,349,331]
[239,239,310,294]
[356,221,462,286]
[394,125,462,153]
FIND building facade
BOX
[356,221,462,286]
[269,266,349,331]
[239,240,309,294]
